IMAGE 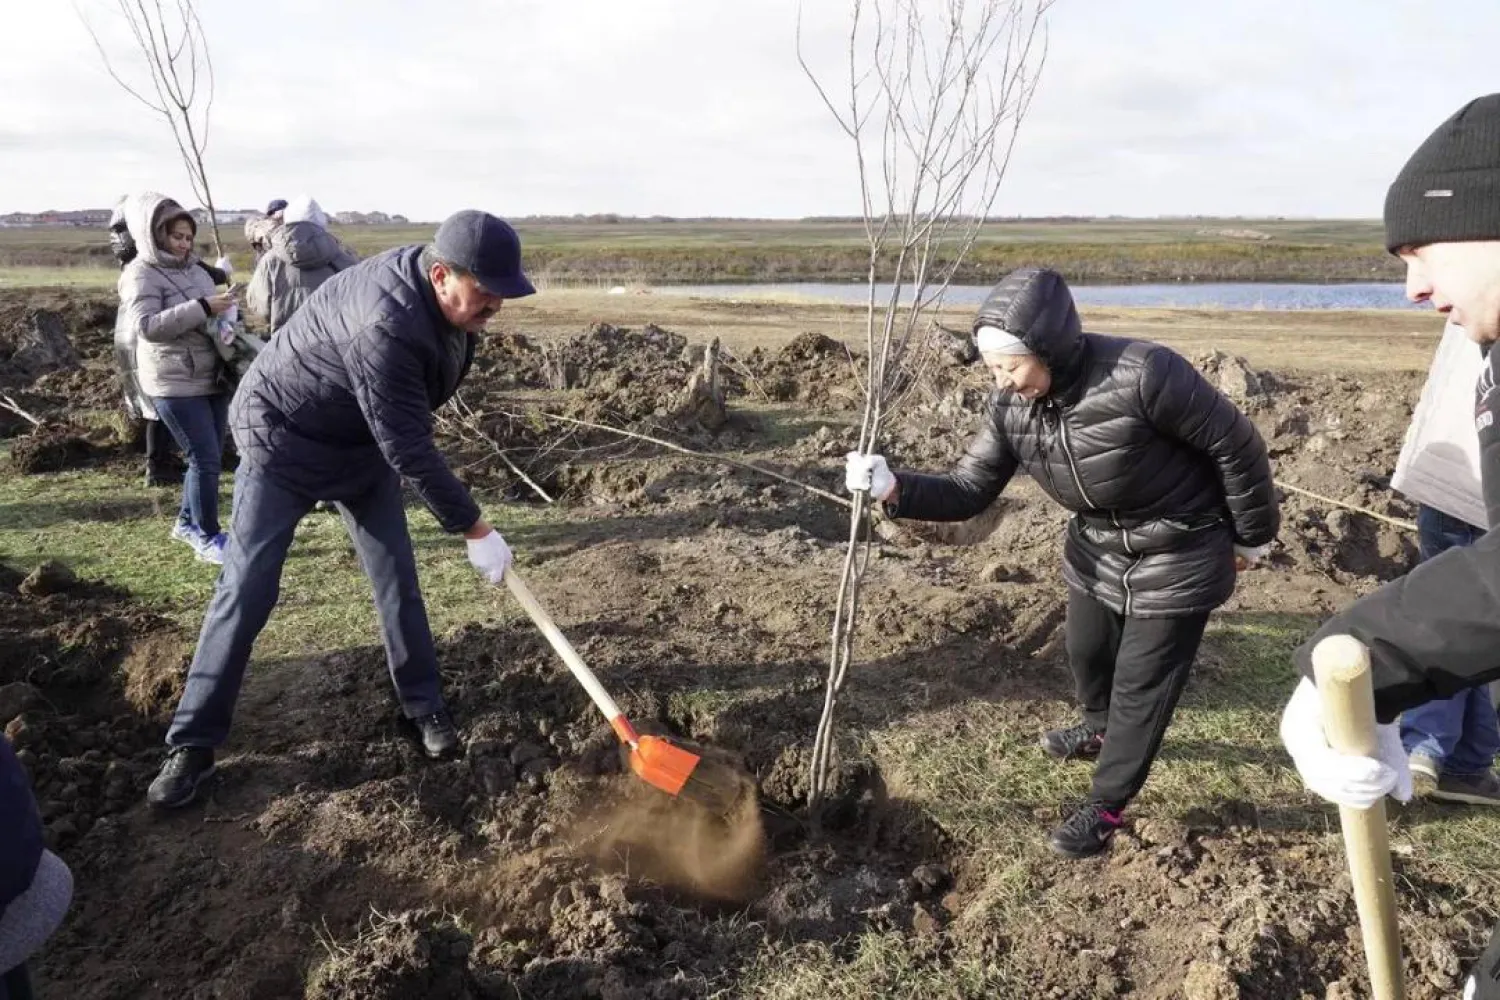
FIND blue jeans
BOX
[165,464,446,748]
[1,963,33,1000]
[1400,505,1500,775]
[153,394,229,537]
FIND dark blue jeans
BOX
[153,394,229,537]
[0,963,33,1000]
[1400,505,1500,775]
[165,464,446,748]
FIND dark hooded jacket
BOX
[246,208,359,333]
[891,268,1279,617]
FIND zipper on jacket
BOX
[1055,409,1096,508]
[1111,510,1140,616]
[1120,551,1144,617]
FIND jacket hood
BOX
[272,221,344,269]
[973,267,1086,399]
[123,191,196,269]
[282,195,328,229]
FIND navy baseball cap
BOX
[432,210,536,299]
[266,198,288,215]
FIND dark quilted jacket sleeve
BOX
[892,399,1020,521]
[1139,348,1278,546]
[1293,530,1500,721]
[343,324,482,534]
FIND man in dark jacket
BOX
[847,267,1278,857]
[147,210,533,809]
[1,738,73,999]
[1276,93,1500,1000]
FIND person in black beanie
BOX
[1275,93,1500,1000]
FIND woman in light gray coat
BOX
[246,195,359,334]
[116,192,236,564]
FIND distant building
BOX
[0,206,408,228]
[0,209,111,227]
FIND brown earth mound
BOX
[0,561,187,853]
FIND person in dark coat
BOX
[1274,93,1500,1000]
[147,210,534,810]
[0,738,73,1000]
[245,195,359,334]
[846,267,1279,858]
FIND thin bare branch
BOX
[800,0,1053,816]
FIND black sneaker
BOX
[406,711,463,761]
[1040,722,1105,761]
[1048,802,1124,859]
[147,746,216,809]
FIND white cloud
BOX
[1,0,1497,219]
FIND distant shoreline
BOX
[0,217,1399,285]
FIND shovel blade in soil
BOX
[630,735,754,817]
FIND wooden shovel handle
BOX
[503,569,631,740]
[1312,634,1406,1000]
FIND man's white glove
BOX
[465,529,513,584]
[1279,677,1412,809]
[845,452,896,502]
[1234,542,1272,568]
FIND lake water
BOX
[649,281,1420,311]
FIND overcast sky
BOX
[2,0,1497,220]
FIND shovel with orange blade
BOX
[503,570,753,817]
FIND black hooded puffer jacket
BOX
[891,268,1279,617]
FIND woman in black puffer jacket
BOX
[846,267,1279,859]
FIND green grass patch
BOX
[0,458,560,661]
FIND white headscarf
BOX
[281,194,329,230]
[975,324,1032,358]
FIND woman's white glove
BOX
[845,452,896,502]
[1279,677,1412,809]
[465,529,513,584]
[214,255,234,277]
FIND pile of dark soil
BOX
[0,561,186,853]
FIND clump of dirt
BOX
[538,323,744,430]
[0,291,139,469]
[0,308,81,386]
[8,424,116,473]
[0,561,186,851]
[1193,349,1280,412]
[0,289,117,360]
[306,910,481,1000]
[744,332,863,410]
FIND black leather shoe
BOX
[406,711,463,761]
[147,746,216,808]
[1040,722,1105,761]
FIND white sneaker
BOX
[194,532,229,565]
[170,521,203,547]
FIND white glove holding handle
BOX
[845,452,897,502]
[465,529,514,584]
[1279,677,1412,809]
